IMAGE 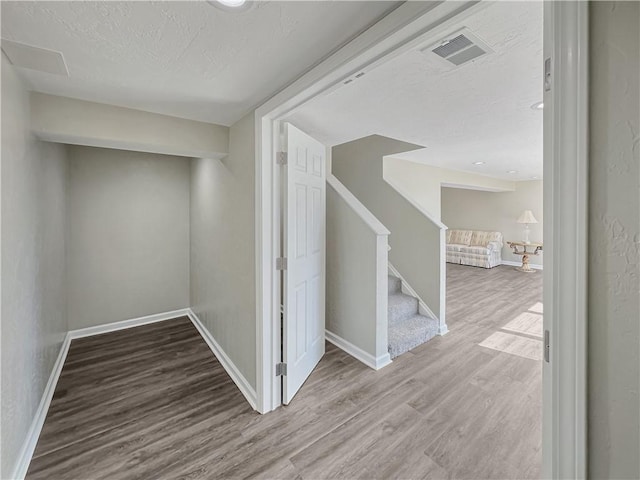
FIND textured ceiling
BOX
[287,1,543,181]
[1,1,398,125]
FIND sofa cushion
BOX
[449,230,473,246]
[470,231,503,247]
[446,243,467,252]
[459,245,490,255]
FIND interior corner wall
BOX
[189,112,256,390]
[66,146,190,329]
[383,157,517,222]
[588,2,640,478]
[1,55,69,478]
[441,181,543,266]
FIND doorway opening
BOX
[256,2,588,478]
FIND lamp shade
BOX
[517,210,538,224]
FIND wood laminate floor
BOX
[27,264,542,479]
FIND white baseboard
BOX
[69,308,191,339]
[388,262,438,320]
[11,332,71,480]
[326,330,392,370]
[501,260,544,270]
[187,309,257,410]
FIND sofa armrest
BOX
[487,241,502,252]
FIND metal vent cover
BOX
[432,34,473,58]
[422,28,493,68]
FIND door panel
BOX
[283,123,326,405]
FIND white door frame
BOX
[255,2,588,477]
[542,2,588,479]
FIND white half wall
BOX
[588,2,640,478]
[66,146,191,329]
[30,93,230,159]
[326,175,390,368]
[1,54,69,479]
[190,112,257,390]
[441,181,543,266]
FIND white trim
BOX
[388,262,448,335]
[255,0,483,414]
[326,330,392,370]
[11,333,71,480]
[327,175,390,236]
[501,260,544,270]
[542,2,588,478]
[68,308,191,339]
[441,182,512,193]
[187,309,257,410]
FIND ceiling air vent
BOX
[1,39,69,76]
[422,28,493,68]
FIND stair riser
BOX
[388,276,402,294]
[388,315,440,359]
[388,328,438,358]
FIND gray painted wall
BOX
[67,146,190,329]
[441,181,543,266]
[190,112,256,389]
[326,177,389,361]
[588,3,640,478]
[31,93,229,160]
[384,158,516,222]
[332,135,444,322]
[1,55,69,478]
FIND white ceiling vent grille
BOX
[422,28,493,68]
[1,39,69,77]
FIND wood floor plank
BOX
[27,264,542,479]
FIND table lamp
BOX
[517,210,538,244]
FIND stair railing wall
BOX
[325,175,392,369]
[331,135,448,335]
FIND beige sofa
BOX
[446,230,503,268]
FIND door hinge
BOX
[275,362,287,376]
[276,151,288,165]
[276,257,287,270]
[544,57,552,92]
[544,329,550,363]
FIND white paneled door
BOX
[282,123,326,404]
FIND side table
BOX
[506,241,543,273]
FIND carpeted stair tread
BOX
[388,314,439,359]
[387,273,439,358]
[388,292,419,325]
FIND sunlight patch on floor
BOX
[528,302,543,314]
[478,331,542,361]
[502,311,543,338]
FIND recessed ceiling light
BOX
[531,101,544,110]
[217,0,245,6]
[531,176,539,179]
[206,0,254,12]
[507,170,518,174]
[472,161,485,165]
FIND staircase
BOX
[388,275,439,358]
